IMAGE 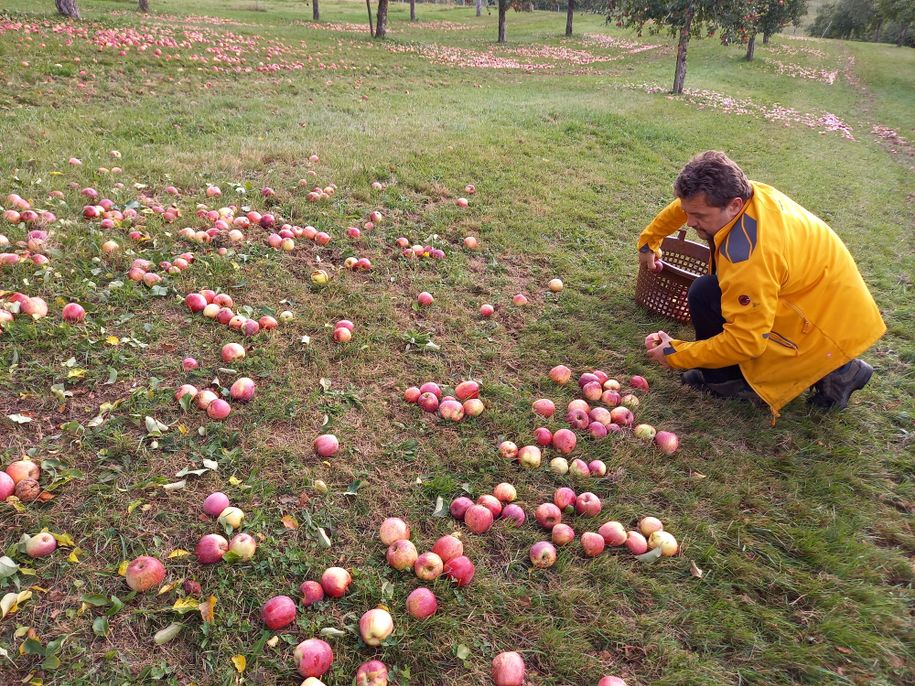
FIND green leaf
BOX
[319,627,347,638]
[93,615,110,637]
[105,367,118,385]
[154,622,184,645]
[179,392,193,412]
[316,528,332,548]
[0,556,18,579]
[144,416,168,435]
[635,547,663,563]
[80,594,110,607]
[222,550,242,564]
[431,496,448,518]
[150,285,168,297]
[23,637,45,656]
[42,653,62,670]
[344,480,361,496]
[454,644,471,660]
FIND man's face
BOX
[680,193,744,240]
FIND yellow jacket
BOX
[638,182,885,417]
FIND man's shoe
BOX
[682,369,761,404]
[808,359,873,410]
[681,369,705,389]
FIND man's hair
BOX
[673,151,753,207]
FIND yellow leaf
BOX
[51,532,75,547]
[66,368,87,379]
[266,635,279,648]
[172,596,200,613]
[228,476,241,486]
[231,261,240,271]
[28,586,48,594]
[177,424,188,435]
[1,590,32,619]
[157,579,182,596]
[117,560,128,577]
[28,678,43,686]
[5,497,26,513]
[280,515,299,530]
[231,655,246,673]
[199,595,216,624]
[167,549,190,559]
[105,336,120,346]
[67,548,80,563]
[127,500,143,514]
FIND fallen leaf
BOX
[172,596,200,614]
[1,590,32,619]
[690,560,704,578]
[117,560,128,576]
[153,622,184,645]
[231,655,246,672]
[105,336,120,346]
[281,515,299,530]
[199,595,216,623]
[167,549,191,559]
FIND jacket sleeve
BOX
[637,198,687,256]
[663,239,785,369]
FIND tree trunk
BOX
[366,0,375,36]
[476,0,482,17]
[745,32,756,61]
[671,9,693,94]
[872,18,881,42]
[313,0,319,21]
[498,0,507,42]
[55,0,81,19]
[565,0,574,36]
[138,0,149,11]
[410,0,416,20]
[375,0,388,38]
[762,31,770,44]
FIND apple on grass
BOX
[492,651,526,686]
[432,534,463,562]
[535,503,562,530]
[355,660,389,686]
[553,487,576,511]
[501,503,526,526]
[295,638,334,678]
[599,677,629,686]
[443,555,475,586]
[406,587,438,619]
[529,541,557,569]
[124,555,165,590]
[464,504,494,534]
[575,492,602,517]
[379,517,410,545]
[551,523,575,546]
[261,595,296,629]
[196,534,229,564]
[228,533,256,561]
[359,608,394,646]
[450,496,474,520]
[25,532,58,559]
[598,521,628,547]
[581,531,606,557]
[300,580,325,607]
[321,567,351,598]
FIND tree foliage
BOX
[810,0,913,45]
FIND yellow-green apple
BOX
[639,517,663,537]
[386,540,418,571]
[359,608,394,646]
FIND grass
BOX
[0,1,912,685]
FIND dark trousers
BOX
[687,274,746,384]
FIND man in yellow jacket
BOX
[639,151,885,418]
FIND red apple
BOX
[417,291,434,307]
[480,303,495,317]
[498,441,518,460]
[182,357,198,372]
[534,426,553,446]
[261,595,297,630]
[553,487,577,511]
[492,651,525,686]
[386,540,418,571]
[406,587,437,620]
[175,384,198,403]
[589,422,608,439]
[295,638,333,678]
[581,531,606,557]
[207,398,231,420]
[443,555,475,586]
[549,364,572,384]
[202,492,230,517]
[313,434,339,457]
[195,534,229,564]
[359,608,394,646]
[532,398,555,417]
[589,460,608,477]
[501,503,526,526]
[535,503,562,530]
[568,398,590,413]
[511,293,528,306]
[655,431,680,455]
[602,390,622,406]
[578,372,599,388]
[566,408,590,430]
[414,552,444,581]
[609,406,634,427]
[379,517,410,545]
[404,386,421,403]
[569,459,591,478]
[463,398,485,416]
[417,392,440,413]
[582,380,603,401]
[529,541,557,569]
[221,343,245,363]
[62,302,86,322]
[124,555,165,590]
[300,580,325,607]
[625,531,648,555]
[551,523,575,546]
[552,428,577,454]
[0,472,14,501]
[438,399,465,421]
[590,407,613,425]
[464,504,494,534]
[476,494,503,518]
[630,375,649,391]
[599,521,628,547]
[492,482,517,503]
[575,492,602,517]
[599,677,629,686]
[450,496,474,520]
[432,534,463,562]
[25,532,58,559]
[320,567,351,598]
[355,659,389,686]
[185,293,207,313]
[639,517,664,537]
[6,460,39,484]
[230,377,256,402]
[455,380,480,400]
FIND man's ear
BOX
[729,196,745,214]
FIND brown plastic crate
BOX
[635,229,711,323]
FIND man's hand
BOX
[639,247,664,273]
[646,330,673,368]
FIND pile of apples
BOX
[1,458,43,504]
[175,373,255,421]
[127,254,194,288]
[195,491,256,564]
[1,292,50,330]
[3,193,57,228]
[396,237,447,261]
[332,319,355,343]
[0,223,53,268]
[403,380,485,422]
[342,255,373,271]
[450,483,526,533]
[381,516,476,590]
[184,290,279,336]
[266,223,332,252]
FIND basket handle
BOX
[675,229,687,241]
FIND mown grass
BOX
[0,1,912,685]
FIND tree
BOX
[313,0,319,21]
[476,0,483,17]
[566,0,575,36]
[410,0,416,21]
[876,0,914,44]
[498,0,508,42]
[720,0,806,60]
[608,1,737,94]
[55,0,80,19]
[810,0,879,40]
[138,0,149,11]
[375,0,389,38]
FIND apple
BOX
[432,534,463,562]
[492,651,525,686]
[625,531,648,555]
[23,297,48,319]
[229,533,257,561]
[621,394,640,409]
[450,496,474,520]
[404,386,421,403]
[493,483,517,503]
[648,530,679,557]
[575,492,602,517]
[463,398,485,416]
[589,460,608,477]
[182,357,198,372]
[279,310,294,322]
[592,370,609,385]
[639,517,664,536]
[295,638,334,678]
[583,381,603,401]
[548,278,564,293]
[655,431,680,455]
[511,293,528,306]
[25,532,58,559]
[566,408,590,430]
[568,398,590,413]
[320,567,351,598]
[480,303,495,317]
[604,378,621,391]
[599,677,629,686]
[581,531,606,557]
[534,427,553,446]
[551,523,575,546]
[579,373,599,388]
[229,377,255,402]
[0,472,14,501]
[417,392,440,413]
[300,580,325,606]
[313,434,339,457]
[62,303,86,322]
[419,382,442,398]
[599,521,628,547]
[590,407,612,425]
[549,457,569,475]
[548,364,571,384]
[552,428,577,454]
[569,459,591,478]
[438,399,465,421]
[609,406,634,427]
[359,608,394,646]
[476,494,503,518]
[465,184,476,194]
[215,307,234,325]
[14,479,40,502]
[195,534,229,564]
[195,390,219,412]
[464,504,494,534]
[258,315,278,330]
[532,398,555,417]
[202,492,230,517]
[535,503,562,530]
[124,555,165,591]
[517,444,542,469]
[6,460,39,484]
[185,293,207,313]
[529,541,557,569]
[221,343,245,363]
[261,595,297,629]
[417,291,434,307]
[589,422,608,439]
[501,503,526,526]
[175,384,198,403]
[379,517,410,545]
[333,327,352,343]
[207,398,231,420]
[386,540,418,571]
[414,552,444,580]
[634,424,656,441]
[218,506,244,530]
[406,587,437,620]
[355,660,389,686]
[553,487,577,511]
[498,441,518,460]
[463,236,478,250]
[455,380,480,401]
[443,555,475,586]
[630,375,649,391]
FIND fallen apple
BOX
[359,608,394,646]
[295,638,333,678]
[553,487,577,511]
[634,424,656,441]
[379,517,410,545]
[498,441,518,460]
[443,555,475,586]
[261,595,297,630]
[320,567,351,598]
[549,457,569,475]
[464,504,494,534]
[648,530,679,557]
[124,555,165,590]
[202,492,230,517]
[551,523,575,546]
[62,302,86,322]
[313,434,339,457]
[501,503,526,526]
[406,587,437,620]
[432,534,463,562]
[195,534,229,564]
[581,531,606,557]
[493,482,517,503]
[492,651,526,686]
[414,552,444,581]
[229,533,257,561]
[217,506,244,530]
[655,431,679,455]
[480,303,495,317]
[25,532,58,559]
[517,445,542,469]
[355,659,389,686]
[300,580,325,607]
[529,541,557,569]
[625,531,648,555]
[535,503,562,530]
[548,278,563,293]
[575,492,602,517]
[552,428,577,455]
[598,521,628,547]
[450,496,474,520]
[221,343,245,363]
[598,677,629,686]
[0,472,14,501]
